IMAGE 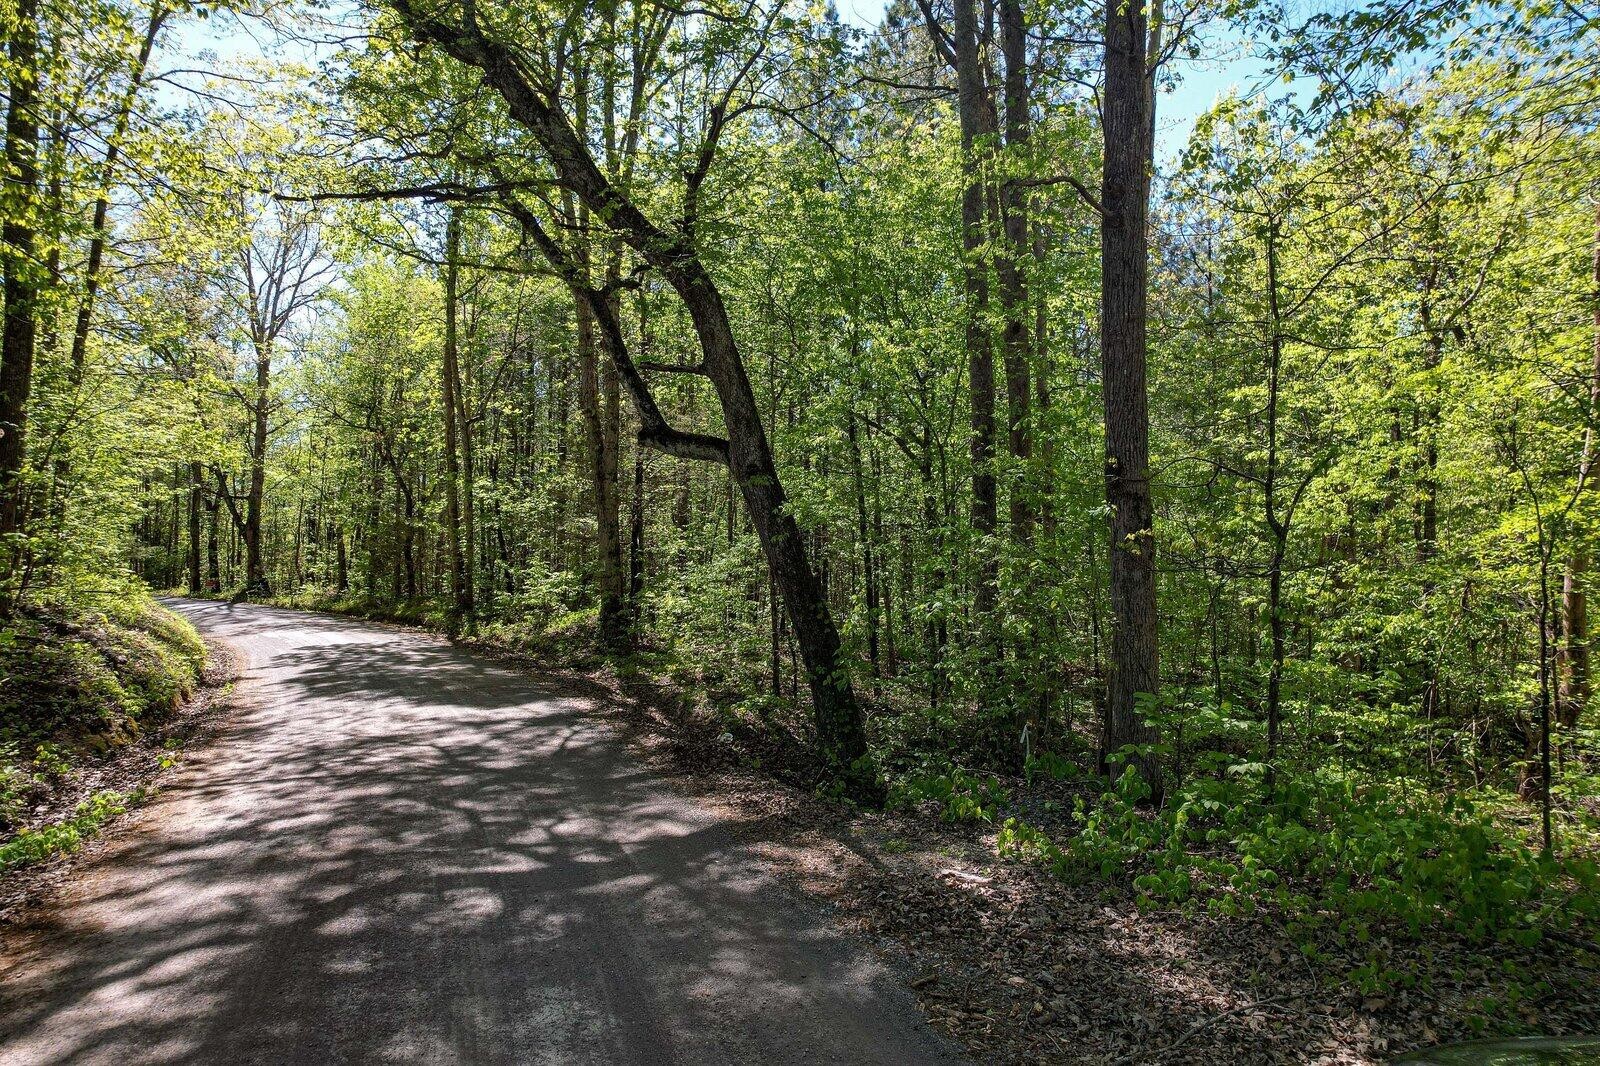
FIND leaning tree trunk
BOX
[1099,0,1162,799]
[673,263,874,785]
[395,1,879,799]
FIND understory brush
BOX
[0,592,203,867]
[0,593,204,755]
[0,788,145,872]
[997,762,1600,986]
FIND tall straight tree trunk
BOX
[1563,208,1600,730]
[953,0,999,618]
[1034,230,1056,540]
[847,408,880,676]
[1262,222,1289,797]
[188,461,203,593]
[1099,0,1162,798]
[629,447,644,610]
[0,0,41,561]
[574,277,625,641]
[441,206,469,634]
[243,339,271,595]
[205,492,221,592]
[460,365,478,629]
[569,61,625,644]
[998,0,1033,544]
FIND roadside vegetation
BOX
[3,0,1598,1056]
[0,596,204,873]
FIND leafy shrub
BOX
[889,762,1010,823]
[999,764,1600,954]
[0,789,142,873]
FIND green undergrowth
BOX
[1,593,203,843]
[178,583,1600,993]
[0,787,146,873]
[211,584,607,661]
[0,594,204,752]
[994,762,1600,991]
[258,587,446,628]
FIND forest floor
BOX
[6,597,1596,1064]
[540,648,1600,1065]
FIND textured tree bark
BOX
[998,0,1033,545]
[1099,0,1162,798]
[952,0,999,617]
[0,0,41,556]
[575,283,626,640]
[569,60,626,644]
[459,352,478,628]
[441,206,469,635]
[243,338,271,596]
[188,461,204,593]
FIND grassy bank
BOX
[1,595,206,872]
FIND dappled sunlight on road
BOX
[0,600,963,1066]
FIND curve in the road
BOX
[0,599,965,1066]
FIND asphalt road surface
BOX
[0,599,964,1065]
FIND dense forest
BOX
[4,0,1600,1052]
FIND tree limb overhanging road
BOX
[0,600,965,1065]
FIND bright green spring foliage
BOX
[2,0,1598,989]
[1001,766,1600,951]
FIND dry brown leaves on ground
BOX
[574,660,1600,1066]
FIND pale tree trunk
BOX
[1099,0,1162,799]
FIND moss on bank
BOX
[0,596,205,858]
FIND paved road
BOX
[0,600,962,1065]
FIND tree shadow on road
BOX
[0,603,963,1065]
